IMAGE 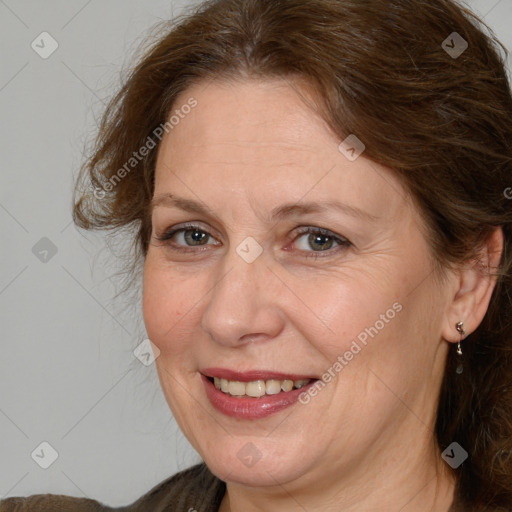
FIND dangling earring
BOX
[455,321,465,374]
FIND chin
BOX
[198,435,317,487]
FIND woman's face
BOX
[143,78,453,488]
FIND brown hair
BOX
[73,0,512,509]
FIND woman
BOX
[2,0,511,510]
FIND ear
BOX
[441,227,504,344]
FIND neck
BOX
[219,437,457,512]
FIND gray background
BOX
[0,0,511,507]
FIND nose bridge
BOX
[219,248,261,304]
[200,242,281,346]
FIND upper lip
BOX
[201,368,317,382]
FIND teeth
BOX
[228,381,246,396]
[246,380,266,397]
[281,379,293,392]
[211,377,312,397]
[265,379,282,395]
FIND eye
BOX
[291,227,351,255]
[154,223,220,250]
[176,228,210,246]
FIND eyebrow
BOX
[150,193,379,222]
[270,201,379,222]
[150,194,217,217]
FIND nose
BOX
[200,246,285,347]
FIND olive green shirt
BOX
[0,464,225,512]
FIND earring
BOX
[455,321,465,374]
[455,321,465,354]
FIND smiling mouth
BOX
[207,377,314,398]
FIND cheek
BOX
[142,259,201,354]
[285,266,406,360]
[287,259,432,390]
[315,280,442,400]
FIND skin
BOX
[142,78,503,511]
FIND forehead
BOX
[158,78,333,165]
[154,78,412,225]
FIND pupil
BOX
[309,233,332,251]
[186,229,207,245]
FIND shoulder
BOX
[0,464,225,512]
[0,494,112,511]
[128,462,226,512]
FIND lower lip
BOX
[201,375,317,419]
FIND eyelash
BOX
[289,226,351,258]
[154,223,351,258]
[154,223,217,254]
